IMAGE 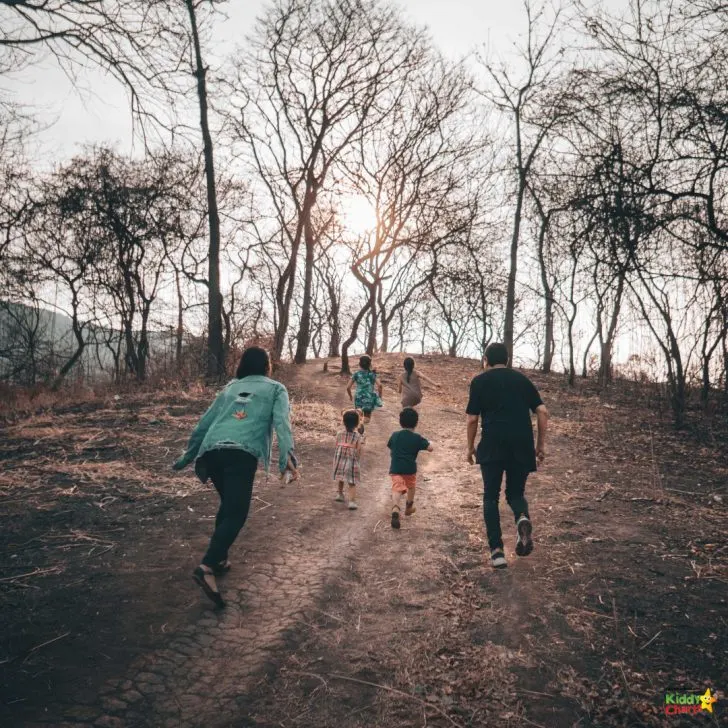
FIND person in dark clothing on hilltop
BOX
[465,342,549,569]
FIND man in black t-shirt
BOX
[466,343,549,569]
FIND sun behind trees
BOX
[0,0,726,426]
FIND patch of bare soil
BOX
[1,355,725,727]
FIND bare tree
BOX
[229,0,428,362]
[478,0,571,362]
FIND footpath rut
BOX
[37,365,403,728]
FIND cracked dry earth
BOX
[2,356,726,728]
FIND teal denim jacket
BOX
[173,375,295,474]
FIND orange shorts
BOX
[391,474,416,494]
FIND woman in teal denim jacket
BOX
[173,347,298,607]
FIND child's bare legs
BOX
[405,485,416,516]
[348,484,357,510]
[335,481,345,502]
[391,489,403,528]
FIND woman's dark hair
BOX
[359,355,372,371]
[342,409,360,433]
[484,342,509,367]
[399,407,419,429]
[236,346,270,379]
[403,357,415,383]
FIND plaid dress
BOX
[332,430,363,485]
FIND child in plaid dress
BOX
[333,410,365,510]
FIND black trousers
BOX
[201,449,258,568]
[480,462,530,551]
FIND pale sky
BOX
[3,0,628,163]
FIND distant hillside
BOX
[0,300,176,384]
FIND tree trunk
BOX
[566,316,576,387]
[380,315,390,353]
[543,295,555,373]
[340,304,370,375]
[535,208,554,373]
[582,328,599,378]
[598,274,625,386]
[186,0,224,381]
[327,284,341,358]
[52,298,85,390]
[700,312,723,404]
[504,174,526,363]
[366,304,378,355]
[294,205,316,363]
[175,269,184,367]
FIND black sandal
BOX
[193,567,225,608]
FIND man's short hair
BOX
[399,407,419,429]
[484,342,509,367]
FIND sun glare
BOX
[340,195,377,236]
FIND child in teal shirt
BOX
[387,408,433,529]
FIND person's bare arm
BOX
[420,372,440,387]
[466,414,479,464]
[426,444,434,452]
[346,377,354,402]
[535,404,549,463]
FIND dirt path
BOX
[1,356,725,727]
[236,359,726,727]
[2,365,405,728]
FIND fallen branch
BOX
[639,630,662,651]
[24,631,71,658]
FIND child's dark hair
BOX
[484,342,509,367]
[236,346,270,378]
[342,409,360,432]
[403,356,415,382]
[399,407,419,429]
[359,355,372,371]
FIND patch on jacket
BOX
[233,410,248,420]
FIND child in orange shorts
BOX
[387,407,433,529]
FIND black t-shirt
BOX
[387,429,430,475]
[466,368,543,472]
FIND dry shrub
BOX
[291,399,340,443]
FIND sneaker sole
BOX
[391,513,401,529]
[516,518,533,556]
[491,554,508,569]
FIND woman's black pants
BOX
[201,449,258,568]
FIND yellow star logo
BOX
[699,688,717,713]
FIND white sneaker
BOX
[515,516,533,556]
[348,501,358,510]
[490,549,507,569]
[335,493,345,502]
